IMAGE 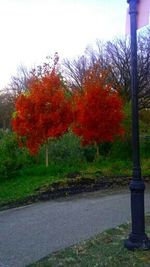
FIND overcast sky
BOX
[0,0,128,89]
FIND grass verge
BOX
[0,158,149,208]
[28,216,150,267]
[0,162,80,206]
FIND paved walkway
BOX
[0,188,150,267]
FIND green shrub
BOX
[19,162,82,178]
[139,109,150,135]
[0,130,34,179]
[109,139,132,160]
[140,138,150,158]
[82,146,96,162]
[99,142,112,157]
[38,131,85,166]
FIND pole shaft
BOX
[124,0,150,250]
[130,0,141,180]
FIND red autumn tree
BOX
[72,67,124,158]
[12,60,72,166]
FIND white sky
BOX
[0,0,128,89]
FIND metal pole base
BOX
[124,235,150,250]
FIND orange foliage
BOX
[72,68,124,146]
[12,68,72,155]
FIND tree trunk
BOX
[45,143,49,167]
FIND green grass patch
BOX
[141,159,150,176]
[0,158,150,207]
[84,159,132,177]
[0,130,150,207]
[28,216,150,267]
[0,162,82,206]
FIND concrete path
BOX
[0,188,150,267]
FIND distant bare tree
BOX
[0,92,14,129]
[0,65,31,129]
[137,28,150,109]
[102,38,131,101]
[6,65,31,97]
[63,26,150,109]
[63,56,89,91]
[103,29,150,109]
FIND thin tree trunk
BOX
[45,143,49,167]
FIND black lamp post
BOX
[124,0,150,250]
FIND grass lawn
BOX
[28,216,150,267]
[0,162,73,206]
[0,158,149,207]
